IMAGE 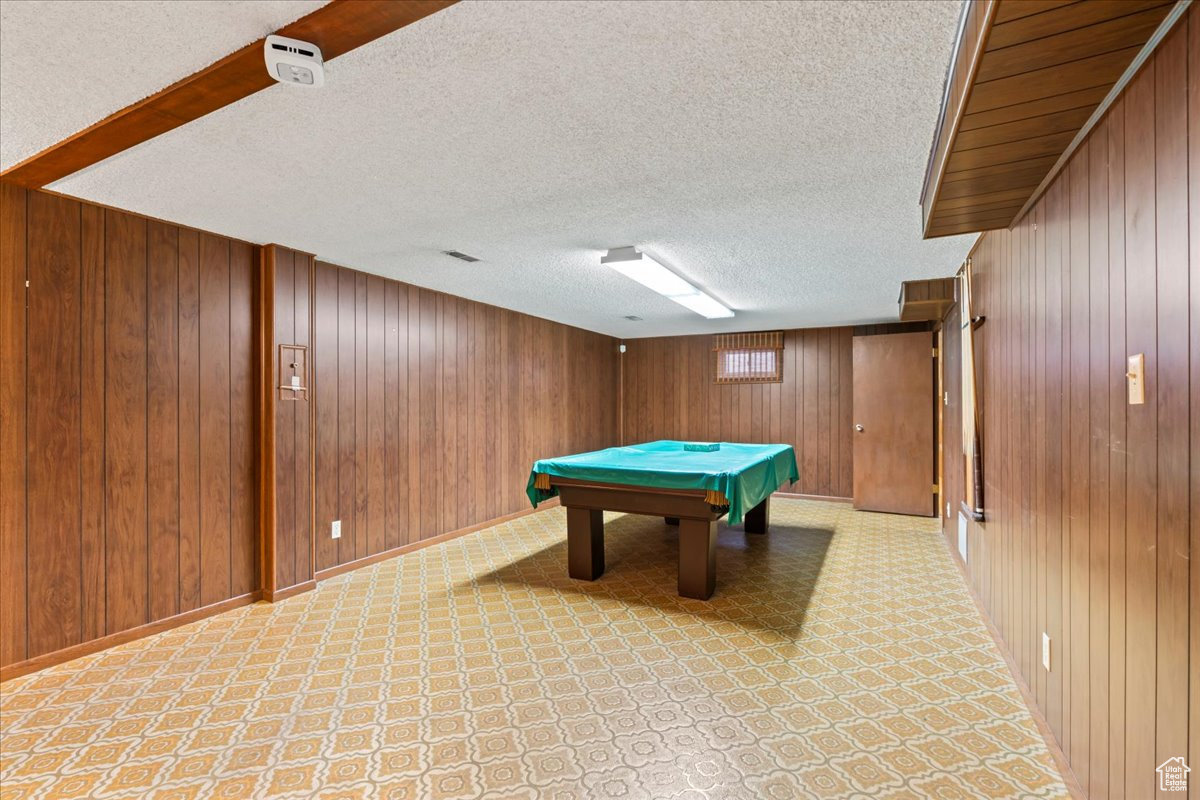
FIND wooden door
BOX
[852,331,935,516]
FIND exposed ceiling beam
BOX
[0,0,457,189]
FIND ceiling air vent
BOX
[443,250,480,263]
[624,315,643,321]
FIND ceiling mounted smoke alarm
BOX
[264,34,325,88]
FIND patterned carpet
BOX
[0,499,1069,799]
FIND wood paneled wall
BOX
[942,13,1198,797]
[620,329,853,498]
[0,184,257,671]
[262,245,314,596]
[310,261,620,573]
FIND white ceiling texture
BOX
[0,0,327,167]
[3,0,975,338]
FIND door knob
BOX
[855,424,864,432]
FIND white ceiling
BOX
[0,0,326,169]
[6,0,975,338]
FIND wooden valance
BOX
[712,331,784,351]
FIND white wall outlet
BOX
[1042,633,1051,671]
[331,520,341,539]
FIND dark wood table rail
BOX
[549,476,770,600]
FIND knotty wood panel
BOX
[265,245,314,594]
[229,242,257,597]
[0,184,258,672]
[199,233,232,607]
[620,329,854,499]
[338,266,357,562]
[310,261,619,572]
[940,16,1196,796]
[354,273,368,561]
[1189,4,1200,786]
[386,282,404,553]
[79,206,105,640]
[147,220,180,622]
[292,257,313,587]
[367,276,386,557]
[313,261,340,573]
[26,191,83,656]
[0,181,25,665]
[178,229,202,612]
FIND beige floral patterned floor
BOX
[0,499,1069,799]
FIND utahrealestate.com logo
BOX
[1157,757,1190,792]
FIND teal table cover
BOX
[527,440,799,525]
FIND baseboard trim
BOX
[314,499,561,583]
[263,580,316,602]
[0,591,263,683]
[773,491,853,504]
[942,537,1087,800]
[311,492,845,586]
[2,503,567,682]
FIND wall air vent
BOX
[443,250,480,263]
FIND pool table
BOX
[526,441,799,599]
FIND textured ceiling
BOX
[27,0,972,337]
[0,0,325,169]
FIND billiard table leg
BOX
[678,518,716,600]
[566,507,604,581]
[664,517,680,526]
[744,497,770,534]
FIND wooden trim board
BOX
[773,492,852,504]
[259,246,278,597]
[0,592,262,683]
[944,542,1087,800]
[316,492,846,587]
[0,0,457,188]
[0,491,925,683]
[313,499,560,582]
[262,581,316,603]
[1,501,560,682]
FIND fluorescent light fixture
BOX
[601,247,733,319]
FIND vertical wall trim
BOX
[227,239,233,605]
[22,191,28,660]
[618,343,625,445]
[143,216,150,630]
[307,254,317,586]
[259,245,277,598]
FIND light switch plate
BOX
[1127,353,1145,405]
[331,520,341,539]
[1042,633,1051,671]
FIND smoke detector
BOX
[265,35,324,87]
